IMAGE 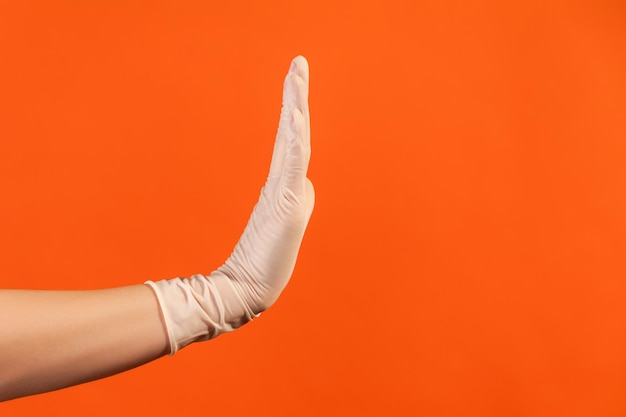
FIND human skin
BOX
[0,285,168,401]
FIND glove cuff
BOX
[145,272,259,355]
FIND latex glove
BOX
[146,56,314,354]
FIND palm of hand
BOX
[218,56,314,314]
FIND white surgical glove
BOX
[146,56,314,354]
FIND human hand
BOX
[214,55,314,313]
[146,56,314,353]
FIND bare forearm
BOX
[0,285,168,401]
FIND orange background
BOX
[1,1,626,416]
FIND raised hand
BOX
[216,55,314,313]
[146,56,314,353]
